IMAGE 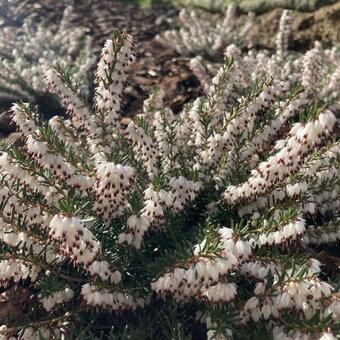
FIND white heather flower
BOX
[81,284,144,311]
[319,332,337,340]
[0,6,94,104]
[0,260,40,286]
[93,162,134,220]
[276,10,292,61]
[275,292,291,309]
[326,300,340,321]
[202,282,237,303]
[254,282,266,295]
[40,287,74,312]
[302,46,322,93]
[126,122,159,175]
[49,215,119,280]
[244,296,259,311]
[261,304,272,319]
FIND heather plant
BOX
[0,5,96,106]
[156,4,254,59]
[0,28,339,340]
[187,9,340,110]
[172,0,232,12]
[172,0,338,13]
[237,0,338,13]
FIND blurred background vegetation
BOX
[124,0,170,6]
[127,0,338,12]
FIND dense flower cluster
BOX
[0,5,95,104]
[162,9,340,114]
[0,10,338,340]
[173,0,339,14]
[173,0,230,12]
[40,287,74,312]
[156,5,254,57]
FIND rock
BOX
[246,2,340,50]
[292,2,340,48]
[238,0,338,14]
